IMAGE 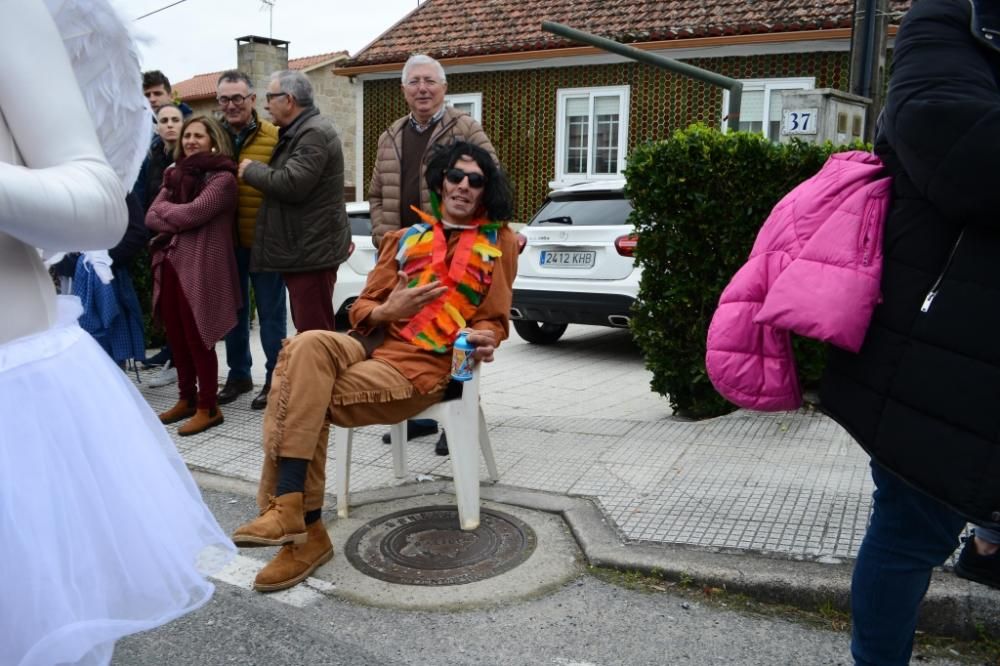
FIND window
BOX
[555,86,629,184]
[721,78,815,141]
[445,93,482,123]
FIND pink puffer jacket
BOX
[705,151,892,411]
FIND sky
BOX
[117,0,424,82]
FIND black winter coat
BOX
[821,0,1000,529]
[243,107,350,273]
[109,191,150,267]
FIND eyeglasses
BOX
[444,168,486,189]
[404,77,442,88]
[265,92,289,102]
[217,94,250,106]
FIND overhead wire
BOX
[134,0,190,21]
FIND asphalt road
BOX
[109,488,972,666]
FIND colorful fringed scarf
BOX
[396,201,503,353]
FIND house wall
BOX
[362,50,850,223]
[184,99,217,118]
[306,69,357,194]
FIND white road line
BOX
[212,553,334,608]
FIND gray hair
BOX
[401,54,446,85]
[217,70,254,93]
[271,70,314,107]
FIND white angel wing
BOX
[43,0,149,189]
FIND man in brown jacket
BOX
[369,53,498,451]
[369,54,497,247]
[231,141,517,593]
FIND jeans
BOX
[224,246,287,386]
[851,462,967,666]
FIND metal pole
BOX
[849,0,889,141]
[542,21,744,132]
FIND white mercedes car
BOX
[332,201,379,329]
[511,179,639,344]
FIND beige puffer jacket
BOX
[369,107,496,247]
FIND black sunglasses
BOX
[444,168,486,189]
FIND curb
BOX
[193,471,1000,639]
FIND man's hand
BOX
[370,272,449,324]
[238,159,255,179]
[465,328,498,363]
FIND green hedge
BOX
[625,124,861,419]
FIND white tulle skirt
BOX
[0,297,234,666]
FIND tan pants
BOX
[256,330,444,512]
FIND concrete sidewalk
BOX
[134,324,1000,636]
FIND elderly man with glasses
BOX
[369,53,498,453]
[213,70,285,410]
[239,69,350,342]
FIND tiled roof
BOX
[174,50,349,101]
[175,72,220,101]
[346,0,911,66]
[288,50,349,71]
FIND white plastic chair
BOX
[333,364,498,530]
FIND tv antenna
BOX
[260,0,276,38]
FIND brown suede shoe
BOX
[254,520,333,593]
[177,407,224,437]
[158,398,196,425]
[231,492,307,547]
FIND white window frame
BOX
[721,77,815,140]
[553,85,630,187]
[445,92,482,123]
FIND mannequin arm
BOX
[0,0,126,252]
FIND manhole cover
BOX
[345,505,537,586]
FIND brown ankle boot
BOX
[177,407,224,436]
[159,398,196,425]
[231,492,307,547]
[254,520,333,593]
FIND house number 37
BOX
[783,108,818,135]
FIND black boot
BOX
[218,377,254,404]
[251,384,271,410]
[434,430,449,456]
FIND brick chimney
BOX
[236,36,290,116]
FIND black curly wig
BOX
[424,140,513,222]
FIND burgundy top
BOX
[147,170,241,350]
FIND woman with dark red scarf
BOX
[147,115,241,436]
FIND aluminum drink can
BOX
[450,331,474,382]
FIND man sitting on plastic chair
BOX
[231,140,517,593]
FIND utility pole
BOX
[848,0,890,142]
